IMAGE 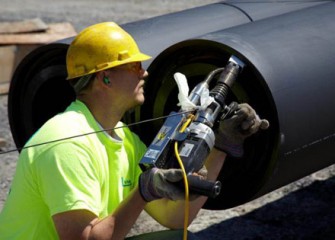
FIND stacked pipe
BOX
[8,1,335,209]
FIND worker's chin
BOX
[137,97,145,106]
[135,95,145,106]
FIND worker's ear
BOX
[97,71,111,86]
[103,77,111,85]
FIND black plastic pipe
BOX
[122,0,327,68]
[7,1,334,210]
[8,0,329,152]
[143,2,335,209]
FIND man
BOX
[0,22,269,239]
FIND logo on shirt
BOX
[121,177,132,187]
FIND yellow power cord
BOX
[174,115,194,240]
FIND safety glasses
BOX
[114,62,143,74]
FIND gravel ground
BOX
[1,1,335,239]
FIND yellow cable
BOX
[174,114,194,240]
[174,141,189,240]
[179,116,193,133]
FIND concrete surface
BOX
[1,1,335,239]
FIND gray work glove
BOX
[139,168,185,202]
[214,103,270,158]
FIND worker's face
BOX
[107,62,148,109]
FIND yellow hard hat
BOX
[66,22,151,80]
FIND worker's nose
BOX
[141,69,149,79]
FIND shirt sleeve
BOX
[35,142,102,217]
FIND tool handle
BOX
[187,174,221,198]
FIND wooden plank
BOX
[0,22,77,44]
[0,83,10,95]
[0,44,41,86]
[0,18,48,34]
[0,45,16,84]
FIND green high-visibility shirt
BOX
[0,100,146,239]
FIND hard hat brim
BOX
[67,52,151,80]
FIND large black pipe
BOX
[7,1,334,210]
[143,2,335,209]
[8,0,329,153]
[122,0,327,66]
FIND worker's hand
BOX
[214,102,269,158]
[139,168,185,202]
[194,165,208,180]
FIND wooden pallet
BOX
[0,18,77,95]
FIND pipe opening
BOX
[135,39,280,209]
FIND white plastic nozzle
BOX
[174,72,214,111]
